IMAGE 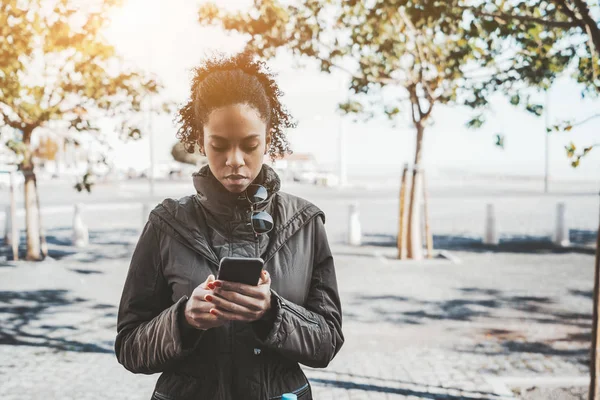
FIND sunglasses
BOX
[240,184,274,236]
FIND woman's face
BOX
[202,103,270,194]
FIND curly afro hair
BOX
[175,51,295,161]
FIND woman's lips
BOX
[226,175,247,184]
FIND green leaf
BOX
[525,103,544,116]
[466,115,486,129]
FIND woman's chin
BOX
[222,181,248,194]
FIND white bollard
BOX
[484,204,499,245]
[348,202,362,246]
[554,202,570,247]
[4,205,11,246]
[72,203,89,248]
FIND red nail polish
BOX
[205,295,213,302]
[214,281,223,288]
[207,283,215,290]
[210,309,218,316]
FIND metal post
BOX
[544,90,550,194]
[148,95,155,197]
[338,75,347,187]
[590,189,600,400]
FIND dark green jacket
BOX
[115,164,344,400]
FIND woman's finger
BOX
[209,307,256,322]
[205,293,259,315]
[188,300,214,314]
[259,270,271,286]
[214,280,268,299]
[205,274,216,290]
[211,290,263,311]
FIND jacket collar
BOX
[192,164,281,218]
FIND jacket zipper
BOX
[281,302,319,326]
[269,383,310,399]
[294,383,310,397]
[153,391,174,400]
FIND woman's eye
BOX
[244,145,259,152]
[211,145,227,152]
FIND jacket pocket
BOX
[152,391,175,400]
[269,382,311,400]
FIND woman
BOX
[115,52,344,400]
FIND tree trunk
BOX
[22,162,41,261]
[397,163,409,259]
[571,0,600,59]
[589,195,600,400]
[407,122,425,260]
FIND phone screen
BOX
[217,257,264,286]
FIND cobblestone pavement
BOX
[0,225,594,399]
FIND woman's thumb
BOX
[206,274,215,283]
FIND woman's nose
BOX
[226,148,245,168]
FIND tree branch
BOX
[553,0,582,24]
[570,0,600,78]
[313,42,404,86]
[399,8,435,106]
[408,84,421,124]
[0,112,22,130]
[471,9,582,29]
[572,112,600,128]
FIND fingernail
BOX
[205,294,214,302]
[214,281,223,288]
[207,283,215,290]
[210,309,218,316]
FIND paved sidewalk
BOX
[0,230,594,399]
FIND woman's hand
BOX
[183,274,228,330]
[207,270,272,322]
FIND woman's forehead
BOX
[206,104,267,138]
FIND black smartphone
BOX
[217,257,265,286]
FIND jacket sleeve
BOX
[253,215,344,368]
[115,221,204,374]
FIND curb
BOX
[331,244,462,265]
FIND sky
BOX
[102,0,600,181]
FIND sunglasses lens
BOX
[252,211,273,234]
[246,184,268,204]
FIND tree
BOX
[198,0,487,259]
[0,0,161,260]
[450,0,600,165]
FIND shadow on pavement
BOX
[344,287,590,365]
[361,231,597,254]
[0,289,116,353]
[309,377,503,399]
[0,227,139,262]
[307,369,503,398]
